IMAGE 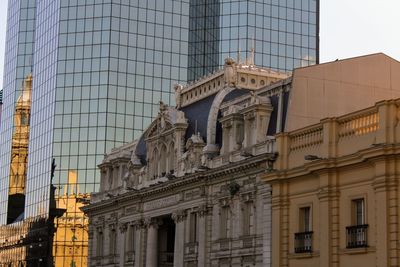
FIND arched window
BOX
[159,144,167,176]
[168,142,175,173]
[151,148,159,179]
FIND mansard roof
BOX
[101,58,290,166]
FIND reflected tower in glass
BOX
[0,0,319,266]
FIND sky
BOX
[0,0,400,90]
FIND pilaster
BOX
[144,218,162,267]
[172,210,187,267]
[198,204,211,267]
[271,182,289,267]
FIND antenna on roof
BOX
[237,39,241,64]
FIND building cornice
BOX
[82,152,275,214]
[264,143,400,183]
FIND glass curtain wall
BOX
[0,0,36,225]
[188,0,319,81]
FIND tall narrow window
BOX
[152,148,159,179]
[125,225,135,262]
[109,227,116,255]
[168,142,175,173]
[96,229,103,257]
[189,212,197,242]
[347,198,368,248]
[242,201,254,236]
[352,198,365,225]
[160,144,167,175]
[295,206,312,253]
[220,206,230,239]
[299,207,311,232]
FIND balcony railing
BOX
[294,231,313,253]
[346,224,368,248]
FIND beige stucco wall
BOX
[286,53,400,131]
[266,99,400,267]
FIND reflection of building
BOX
[0,90,3,124]
[0,75,65,265]
[7,74,32,223]
[0,1,319,266]
[54,171,89,267]
[83,58,289,267]
[264,99,400,267]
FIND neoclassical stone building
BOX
[83,58,290,267]
[84,53,400,267]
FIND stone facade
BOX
[264,99,400,267]
[83,58,289,267]
[83,53,400,267]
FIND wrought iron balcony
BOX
[346,224,368,248]
[294,231,313,253]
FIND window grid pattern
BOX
[188,0,319,81]
[46,1,189,266]
[0,0,36,225]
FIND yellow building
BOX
[54,171,89,267]
[7,74,32,223]
[264,98,400,267]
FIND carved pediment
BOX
[147,117,173,138]
[146,104,187,139]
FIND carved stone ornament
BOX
[143,218,162,229]
[131,219,144,229]
[119,222,128,233]
[228,181,240,196]
[198,204,211,217]
[109,223,117,231]
[224,57,237,87]
[174,84,183,108]
[96,226,104,234]
[171,209,187,223]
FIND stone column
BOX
[220,120,232,154]
[276,91,283,133]
[87,226,94,267]
[197,205,210,267]
[133,220,144,267]
[118,223,128,266]
[145,218,160,267]
[172,210,186,267]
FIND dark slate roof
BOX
[134,82,290,159]
[180,87,250,147]
[266,86,290,135]
[180,94,215,143]
[135,136,147,164]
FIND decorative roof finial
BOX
[250,37,255,66]
[237,40,242,64]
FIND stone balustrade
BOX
[276,99,400,170]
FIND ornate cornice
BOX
[143,218,162,229]
[84,153,274,212]
[171,209,187,223]
[119,222,128,233]
[198,204,212,217]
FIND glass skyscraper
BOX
[188,0,318,80]
[0,0,319,266]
